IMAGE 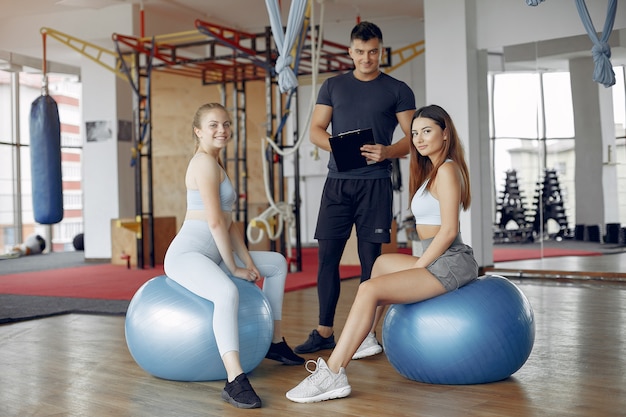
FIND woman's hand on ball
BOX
[234,267,261,282]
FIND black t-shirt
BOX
[316,71,415,179]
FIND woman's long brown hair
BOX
[408,104,471,210]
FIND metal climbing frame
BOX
[43,21,420,270]
[111,20,363,270]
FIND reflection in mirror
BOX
[491,40,626,264]
[490,44,577,258]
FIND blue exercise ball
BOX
[382,275,534,385]
[125,275,273,382]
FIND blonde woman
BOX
[164,103,303,409]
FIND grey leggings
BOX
[164,219,287,357]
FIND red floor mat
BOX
[0,248,361,300]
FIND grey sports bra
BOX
[187,173,236,212]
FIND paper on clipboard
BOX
[328,128,376,172]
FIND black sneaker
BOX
[265,338,305,365]
[221,373,262,409]
[294,329,336,354]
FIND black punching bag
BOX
[29,94,63,224]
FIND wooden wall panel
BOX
[111,216,176,267]
[149,72,278,251]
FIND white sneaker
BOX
[285,358,351,403]
[352,332,383,360]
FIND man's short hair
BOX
[350,21,383,44]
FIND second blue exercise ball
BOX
[382,275,535,385]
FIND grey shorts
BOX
[422,235,478,292]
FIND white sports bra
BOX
[411,180,441,225]
[411,160,458,226]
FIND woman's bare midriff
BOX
[416,224,440,241]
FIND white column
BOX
[82,59,134,260]
[569,57,619,227]
[423,0,493,267]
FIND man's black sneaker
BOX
[294,329,336,354]
[221,373,262,409]
[266,337,305,365]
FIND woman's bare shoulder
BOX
[189,153,220,172]
[186,153,220,188]
[440,160,462,178]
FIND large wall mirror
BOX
[489,38,626,264]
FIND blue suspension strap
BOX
[265,0,308,140]
[265,0,308,93]
[575,0,617,87]
[527,0,617,87]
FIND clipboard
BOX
[329,128,376,172]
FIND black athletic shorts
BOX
[314,177,393,243]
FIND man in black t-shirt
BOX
[294,21,415,358]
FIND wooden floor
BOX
[2,263,626,417]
